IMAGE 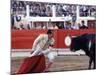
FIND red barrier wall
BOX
[11,29,96,50]
[57,29,95,48]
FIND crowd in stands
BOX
[56,4,76,17]
[12,19,91,30]
[79,5,96,17]
[59,20,88,30]
[11,0,26,15]
[11,0,53,17]
[11,0,96,17]
[29,2,52,17]
[11,0,96,30]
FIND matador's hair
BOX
[47,29,53,34]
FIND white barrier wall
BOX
[11,49,85,57]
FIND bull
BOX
[70,34,96,69]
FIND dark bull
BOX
[70,34,96,69]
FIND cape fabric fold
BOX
[16,55,46,74]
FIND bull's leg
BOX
[93,58,96,69]
[89,57,92,69]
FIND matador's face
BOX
[48,33,54,39]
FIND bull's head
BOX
[65,36,81,52]
[70,37,80,52]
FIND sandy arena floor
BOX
[11,55,94,74]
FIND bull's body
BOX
[70,34,96,69]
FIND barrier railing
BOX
[12,29,95,50]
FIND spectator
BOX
[47,23,54,29]
[80,20,88,29]
[90,6,96,17]
[40,3,47,16]
[11,14,15,29]
[20,24,25,30]
[52,23,59,29]
[16,15,21,22]
[46,5,52,17]
[64,22,71,29]
[35,22,43,29]
[27,24,31,30]
[41,22,47,29]
[57,22,64,29]
[12,0,18,12]
[71,22,79,30]
[42,25,47,29]
[77,23,81,29]
[66,22,72,30]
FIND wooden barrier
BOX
[11,29,95,50]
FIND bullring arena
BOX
[11,0,96,74]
